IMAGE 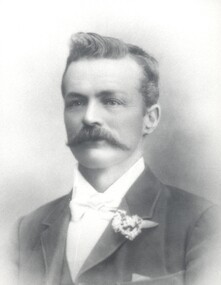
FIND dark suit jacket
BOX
[10,168,221,285]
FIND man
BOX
[8,33,221,284]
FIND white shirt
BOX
[66,157,145,282]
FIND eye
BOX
[103,98,123,106]
[65,98,87,108]
[72,100,83,106]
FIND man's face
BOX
[62,56,148,169]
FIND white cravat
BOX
[66,157,145,282]
[69,193,118,222]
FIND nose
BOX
[82,101,102,126]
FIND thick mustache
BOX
[66,126,129,150]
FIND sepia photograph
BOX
[0,0,221,284]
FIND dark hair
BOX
[61,32,159,107]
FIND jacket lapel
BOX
[40,193,72,285]
[122,167,168,277]
[77,167,164,280]
[124,166,163,218]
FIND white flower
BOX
[112,210,158,241]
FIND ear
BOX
[143,104,161,136]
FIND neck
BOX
[78,153,143,193]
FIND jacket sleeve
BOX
[184,205,221,285]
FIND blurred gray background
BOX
[0,0,221,239]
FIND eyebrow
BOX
[97,90,126,98]
[65,90,126,99]
[64,92,85,98]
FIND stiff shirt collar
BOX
[71,157,145,206]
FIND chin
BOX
[72,148,127,170]
[75,154,114,169]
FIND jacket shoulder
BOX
[165,185,215,214]
[163,184,220,234]
[19,192,71,237]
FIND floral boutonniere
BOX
[112,210,158,241]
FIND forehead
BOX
[62,57,143,95]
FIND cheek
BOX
[64,112,80,135]
[116,113,144,140]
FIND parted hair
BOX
[61,32,159,107]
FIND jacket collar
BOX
[124,165,163,218]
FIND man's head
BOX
[62,32,160,170]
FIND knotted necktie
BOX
[69,193,118,222]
